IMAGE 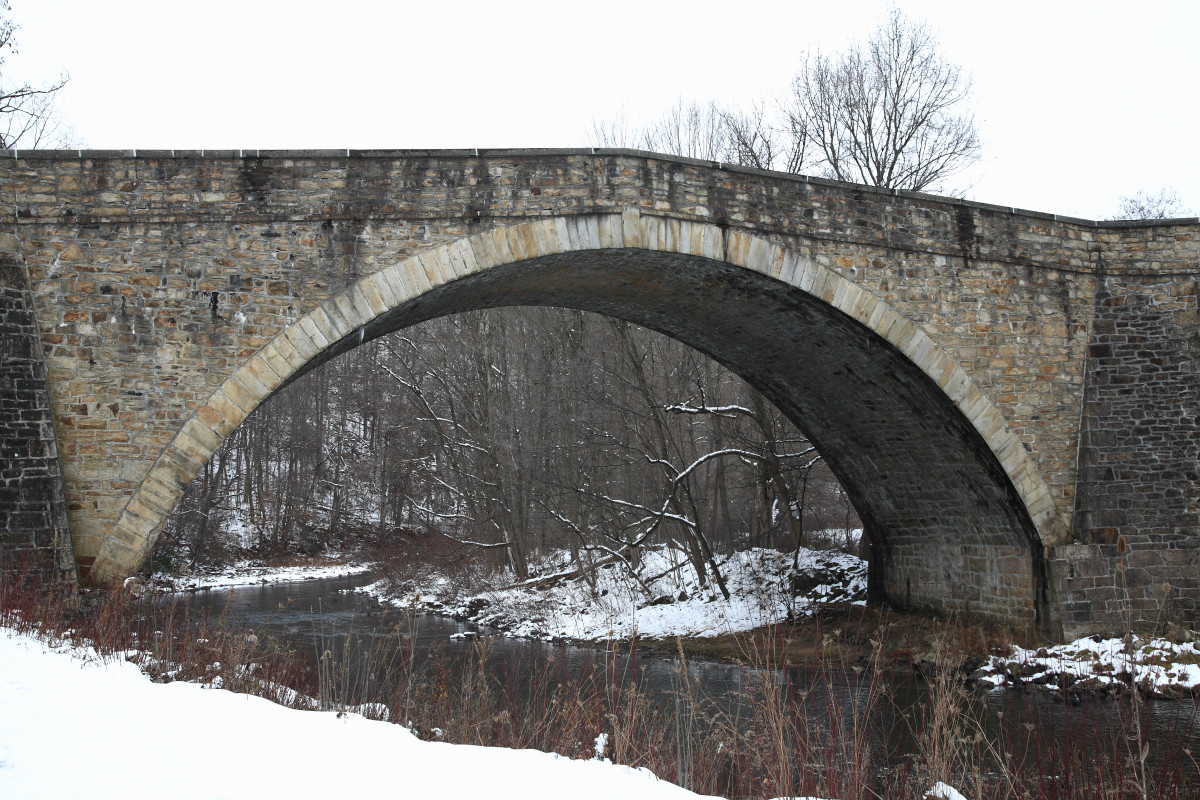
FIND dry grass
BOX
[0,555,316,707]
[2,554,1196,800]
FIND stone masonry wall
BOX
[1053,261,1200,637]
[2,149,1197,635]
[0,233,76,581]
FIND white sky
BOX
[5,0,1198,220]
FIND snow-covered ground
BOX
[0,627,978,800]
[361,545,867,642]
[0,628,715,800]
[151,558,372,592]
[976,634,1200,697]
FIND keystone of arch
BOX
[86,209,1073,585]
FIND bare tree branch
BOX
[783,7,979,193]
[0,2,74,149]
[1111,188,1194,220]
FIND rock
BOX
[464,597,491,615]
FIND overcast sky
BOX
[6,0,1197,220]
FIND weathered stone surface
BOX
[0,242,77,581]
[2,148,1196,638]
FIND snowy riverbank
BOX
[360,545,867,642]
[0,628,714,800]
[356,542,1200,697]
[150,557,373,592]
[976,634,1200,698]
[143,549,1200,699]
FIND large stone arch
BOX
[90,210,1070,629]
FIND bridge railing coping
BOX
[2,147,1197,229]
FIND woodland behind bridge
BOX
[155,306,861,591]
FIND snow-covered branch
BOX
[664,402,754,418]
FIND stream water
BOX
[183,571,753,707]
[183,572,1200,778]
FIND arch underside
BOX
[344,250,1046,627]
[91,217,1060,630]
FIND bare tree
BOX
[0,1,72,149]
[639,99,732,162]
[591,99,733,162]
[592,98,802,174]
[591,8,978,193]
[589,108,637,149]
[718,102,805,173]
[1112,188,1194,220]
[783,7,979,192]
[580,86,870,591]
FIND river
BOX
[183,572,1199,783]
[183,571,754,707]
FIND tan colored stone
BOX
[57,243,85,261]
[444,238,475,278]
[400,255,434,295]
[596,214,620,250]
[243,353,284,393]
[514,223,539,261]
[258,344,293,383]
[181,417,222,454]
[310,304,349,344]
[620,208,642,249]
[528,219,559,259]
[348,285,377,322]
[357,278,388,316]
[331,293,367,332]
[222,376,261,415]
[282,323,321,363]
[489,227,516,266]
[365,270,400,310]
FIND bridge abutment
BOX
[1057,270,1200,638]
[0,234,77,581]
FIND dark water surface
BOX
[184,573,1200,774]
[183,571,749,702]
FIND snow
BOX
[153,559,373,592]
[0,628,716,800]
[363,544,867,643]
[765,783,971,800]
[976,634,1200,695]
[593,732,609,760]
[926,783,970,800]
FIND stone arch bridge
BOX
[2,149,1197,639]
